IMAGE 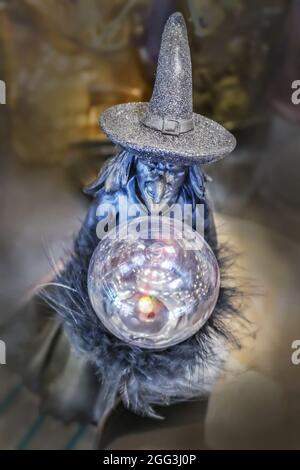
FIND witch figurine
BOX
[1,13,237,447]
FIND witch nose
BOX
[152,166,164,177]
[153,177,166,203]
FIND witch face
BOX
[136,159,186,213]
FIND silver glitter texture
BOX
[100,12,236,164]
[147,12,193,121]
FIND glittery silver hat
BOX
[100,12,236,164]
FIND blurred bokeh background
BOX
[0,0,300,450]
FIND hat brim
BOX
[100,102,236,165]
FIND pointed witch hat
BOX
[100,12,236,165]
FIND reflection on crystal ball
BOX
[87,216,220,349]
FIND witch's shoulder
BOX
[94,186,127,205]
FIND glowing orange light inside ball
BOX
[138,295,154,314]
[138,295,157,322]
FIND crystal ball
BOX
[87,216,220,349]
